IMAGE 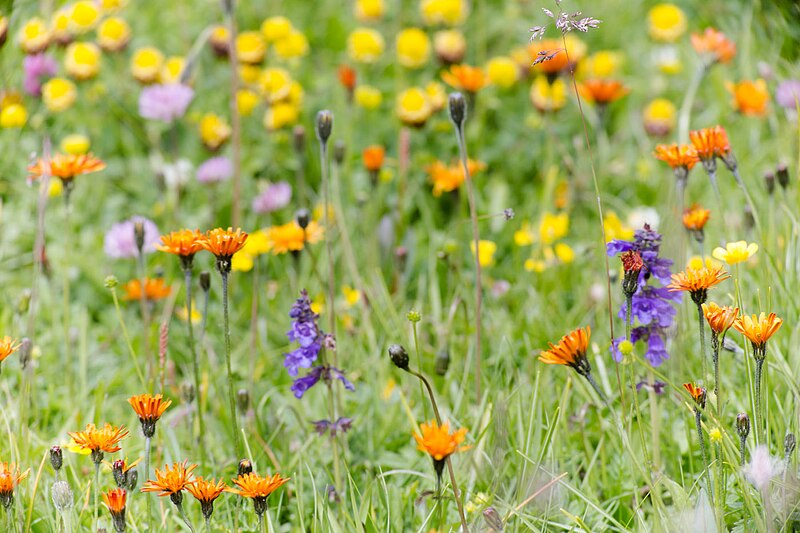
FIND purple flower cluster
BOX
[104,216,160,259]
[196,156,232,184]
[606,224,680,366]
[284,290,355,399]
[138,84,194,123]
[252,181,292,213]
[24,54,58,96]
[312,417,353,437]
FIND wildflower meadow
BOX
[1,0,800,531]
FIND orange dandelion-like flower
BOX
[539,326,592,377]
[691,28,736,65]
[28,153,106,184]
[229,472,289,516]
[338,64,356,92]
[654,144,699,176]
[683,382,707,408]
[102,488,127,527]
[527,39,571,75]
[362,145,385,174]
[187,477,228,520]
[579,79,628,105]
[690,126,730,164]
[726,79,769,117]
[122,277,171,302]
[68,423,129,462]
[668,265,729,304]
[733,312,782,357]
[0,337,21,363]
[441,64,487,93]
[266,221,324,255]
[156,229,204,268]
[702,302,739,336]
[128,393,172,438]
[682,205,710,232]
[0,463,29,510]
[141,460,197,498]
[414,420,468,463]
[199,227,248,273]
[427,159,485,197]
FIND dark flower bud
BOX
[181,381,195,404]
[295,208,310,229]
[238,459,253,477]
[333,140,346,165]
[736,413,750,439]
[199,271,211,292]
[743,204,755,232]
[435,350,450,376]
[785,433,796,457]
[315,110,333,144]
[293,125,306,154]
[127,469,138,491]
[764,171,775,195]
[777,163,789,190]
[448,92,467,129]
[388,344,409,371]
[134,221,145,255]
[237,388,250,412]
[483,507,504,531]
[112,459,127,487]
[50,446,63,472]
[18,338,33,369]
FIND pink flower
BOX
[104,216,160,259]
[776,80,800,110]
[23,54,58,96]
[196,156,232,184]
[252,181,292,213]
[138,84,194,123]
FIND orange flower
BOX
[539,326,592,376]
[266,221,324,254]
[128,393,172,438]
[338,64,356,91]
[579,79,628,105]
[122,278,171,301]
[667,266,729,304]
[0,463,29,503]
[68,423,129,461]
[733,312,782,354]
[28,153,106,183]
[414,420,468,464]
[726,79,769,116]
[441,64,487,93]
[527,39,570,75]
[156,230,204,259]
[654,144,699,172]
[141,460,197,496]
[187,477,227,520]
[426,159,485,197]
[228,472,289,516]
[683,382,707,408]
[362,145,385,173]
[702,302,738,335]
[691,28,736,64]
[689,125,730,164]
[682,205,710,232]
[102,488,127,520]
[0,337,21,363]
[199,228,248,272]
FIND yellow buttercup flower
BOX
[355,0,385,21]
[131,47,164,84]
[396,87,432,127]
[355,85,382,110]
[555,243,575,264]
[274,30,309,59]
[539,212,568,245]
[61,134,91,154]
[237,89,260,116]
[529,76,566,113]
[486,56,518,89]
[161,57,186,85]
[263,102,300,131]
[261,16,292,43]
[470,240,497,268]
[687,256,723,271]
[654,46,682,75]
[524,258,546,273]
[581,51,623,78]
[97,17,131,52]
[396,28,431,69]
[238,64,261,85]
[198,113,231,150]
[177,301,202,324]
[708,427,722,443]
[425,81,446,111]
[69,1,101,34]
[65,42,101,80]
[347,28,384,64]
[259,67,293,103]
[42,78,78,112]
[285,81,304,106]
[712,241,758,265]
[51,9,72,45]
[0,104,27,128]
[232,230,271,272]
[648,3,687,42]
[18,17,50,54]
[643,98,676,137]
[603,212,633,242]
[514,222,535,246]
[434,30,466,64]
[236,31,266,64]
[342,285,361,307]
[421,0,468,26]
[99,0,128,13]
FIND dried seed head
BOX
[315,110,334,144]
[388,344,410,371]
[51,480,73,512]
[448,92,467,129]
[295,208,311,230]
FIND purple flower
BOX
[104,216,160,259]
[312,417,353,437]
[291,366,322,398]
[23,54,58,97]
[138,84,194,123]
[776,80,800,110]
[636,380,666,394]
[196,156,233,184]
[288,321,318,348]
[252,181,292,214]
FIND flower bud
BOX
[293,125,306,155]
[238,459,253,477]
[181,381,195,404]
[736,413,750,439]
[435,350,450,376]
[104,275,119,289]
[407,309,421,323]
[764,171,775,196]
[483,506,504,531]
[785,433,796,458]
[50,446,63,472]
[388,344,409,371]
[16,290,31,314]
[333,140,346,165]
[315,110,333,144]
[18,338,33,369]
[51,480,73,512]
[295,208,311,230]
[777,163,789,190]
[237,388,250,412]
[448,92,467,129]
[199,271,211,292]
[134,221,145,255]
[743,204,755,232]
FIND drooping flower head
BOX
[539,326,592,377]
[102,488,127,532]
[668,265,729,305]
[199,227,248,273]
[683,382,706,409]
[228,472,289,517]
[702,303,738,336]
[734,312,782,359]
[0,463,29,510]
[691,28,736,65]
[128,393,172,438]
[68,423,129,463]
[104,216,160,259]
[186,477,227,521]
[141,460,197,505]
[157,229,204,270]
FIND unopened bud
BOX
[17,289,31,314]
[764,171,775,195]
[237,388,250,412]
[134,221,145,254]
[315,110,333,144]
[777,163,789,190]
[388,344,409,371]
[435,350,450,376]
[50,446,63,472]
[743,204,755,232]
[293,125,306,154]
[295,208,310,230]
[238,459,253,477]
[407,309,421,323]
[18,338,33,369]
[448,92,467,129]
[736,413,750,439]
[333,140,346,165]
[199,271,211,292]
[483,507,504,531]
[104,275,119,289]
[181,381,195,404]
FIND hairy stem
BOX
[185,268,206,466]
[222,270,242,457]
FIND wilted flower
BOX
[138,84,194,123]
[104,216,160,259]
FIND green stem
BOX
[697,303,707,383]
[678,64,707,142]
[411,321,428,420]
[145,436,152,529]
[625,294,632,341]
[695,410,713,504]
[110,288,146,388]
[93,462,100,532]
[184,268,206,466]
[63,197,74,402]
[222,270,242,457]
[177,501,195,532]
[755,357,764,444]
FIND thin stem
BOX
[222,270,242,457]
[625,294,632,341]
[755,357,764,444]
[205,517,211,533]
[695,410,713,503]
[63,198,74,400]
[740,433,747,466]
[712,332,721,415]
[110,288,147,386]
[584,372,609,406]
[136,245,153,390]
[93,462,100,532]
[184,268,206,466]
[697,302,707,382]
[319,141,337,360]
[145,436,152,529]
[224,3,242,227]
[258,513,265,533]
[678,64,707,142]
[455,123,482,404]
[176,501,195,532]
[411,321,428,420]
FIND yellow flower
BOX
[261,16,292,43]
[486,57,518,88]
[231,230,272,272]
[470,240,497,267]
[433,30,466,64]
[396,87,432,127]
[648,3,687,42]
[514,222,535,246]
[342,285,361,307]
[310,294,324,315]
[355,85,382,110]
[529,76,566,113]
[264,102,300,131]
[161,56,185,85]
[425,81,446,111]
[603,212,633,242]
[177,301,202,324]
[97,17,131,52]
[421,0,468,26]
[555,243,575,264]
[712,241,758,265]
[274,30,309,59]
[51,9,72,45]
[131,47,164,84]
[99,0,128,13]
[42,78,78,112]
[539,212,568,245]
[355,0,385,22]
[0,104,27,128]
[198,113,231,150]
[236,31,266,64]
[347,28,384,64]
[687,256,722,271]
[286,81,304,106]
[708,427,722,442]
[49,180,64,197]
[581,51,623,78]
[396,28,430,69]
[238,64,261,85]
[643,98,676,137]
[259,67,292,103]
[237,89,260,116]
[69,1,101,34]
[18,17,50,54]
[524,258,546,273]
[61,134,91,154]
[65,42,101,80]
